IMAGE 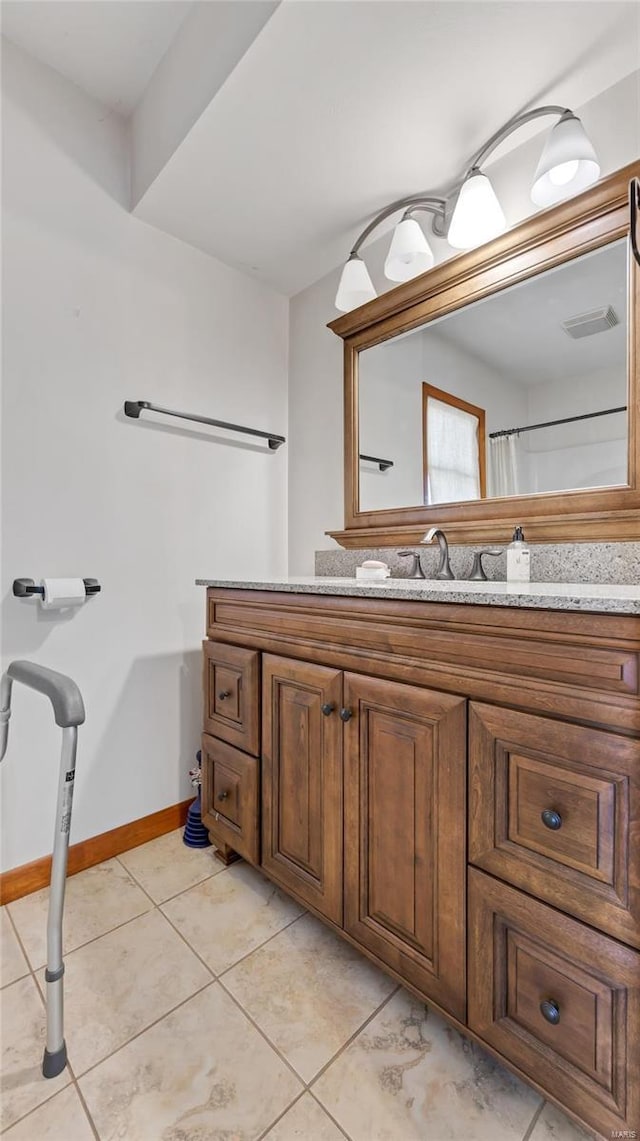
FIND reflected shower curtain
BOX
[488,434,520,497]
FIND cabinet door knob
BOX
[217,790,229,802]
[339,708,353,722]
[541,808,562,831]
[218,690,231,700]
[321,703,335,716]
[539,999,560,1025]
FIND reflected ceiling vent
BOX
[562,305,619,339]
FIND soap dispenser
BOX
[507,526,530,583]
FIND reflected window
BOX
[423,384,486,504]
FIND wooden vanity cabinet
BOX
[202,587,640,1141]
[261,654,343,924]
[343,672,467,1020]
[200,733,259,864]
[468,869,640,1139]
[469,702,640,948]
[261,656,467,1015]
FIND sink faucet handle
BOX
[469,549,503,582]
[397,551,426,579]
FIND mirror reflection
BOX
[358,239,628,512]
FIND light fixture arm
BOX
[401,201,452,238]
[348,106,573,256]
[464,104,570,178]
[336,101,601,310]
[350,195,447,256]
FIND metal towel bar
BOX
[124,400,285,450]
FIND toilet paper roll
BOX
[41,578,87,609]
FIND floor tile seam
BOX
[22,900,161,976]
[0,971,31,990]
[69,1075,101,1141]
[115,854,224,906]
[0,1080,75,1137]
[5,850,187,975]
[157,903,218,980]
[4,904,47,981]
[73,977,216,1083]
[521,1099,545,1141]
[215,909,308,980]
[308,983,401,1090]
[61,1053,101,1141]
[26,917,212,1060]
[221,970,401,1093]
[254,1088,309,1141]
[4,1048,104,1141]
[216,976,308,1089]
[1,927,78,1136]
[306,1089,353,1141]
[113,854,171,908]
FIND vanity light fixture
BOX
[334,105,601,311]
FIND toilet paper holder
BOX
[13,578,101,598]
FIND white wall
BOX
[288,270,344,569]
[131,2,279,207]
[358,335,425,510]
[288,71,640,573]
[358,328,526,511]
[522,367,628,492]
[1,40,289,872]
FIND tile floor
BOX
[1,829,593,1140]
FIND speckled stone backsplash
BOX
[315,542,640,585]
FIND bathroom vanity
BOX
[196,159,640,1140]
[197,577,639,1141]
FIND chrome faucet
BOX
[421,527,454,580]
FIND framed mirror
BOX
[328,163,639,547]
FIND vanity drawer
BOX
[201,734,259,864]
[468,869,640,1140]
[203,641,260,756]
[469,703,639,947]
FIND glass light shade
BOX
[335,255,377,312]
[447,171,507,250]
[384,217,435,282]
[531,113,600,207]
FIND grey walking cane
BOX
[0,661,85,1078]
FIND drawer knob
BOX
[539,999,560,1025]
[321,703,335,716]
[218,690,232,700]
[339,708,353,722]
[541,808,563,831]
[217,790,229,802]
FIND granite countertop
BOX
[196,576,640,616]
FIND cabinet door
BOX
[202,641,260,756]
[344,673,467,1020]
[469,702,639,948]
[262,655,343,923]
[201,733,259,864]
[468,868,640,1140]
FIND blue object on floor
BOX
[183,789,211,848]
[183,751,211,848]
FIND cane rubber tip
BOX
[42,1042,67,1078]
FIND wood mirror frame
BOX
[327,161,639,548]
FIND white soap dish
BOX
[356,561,391,581]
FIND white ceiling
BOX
[0,0,192,114]
[133,0,639,294]
[364,238,628,387]
[1,0,638,296]
[434,239,628,386]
